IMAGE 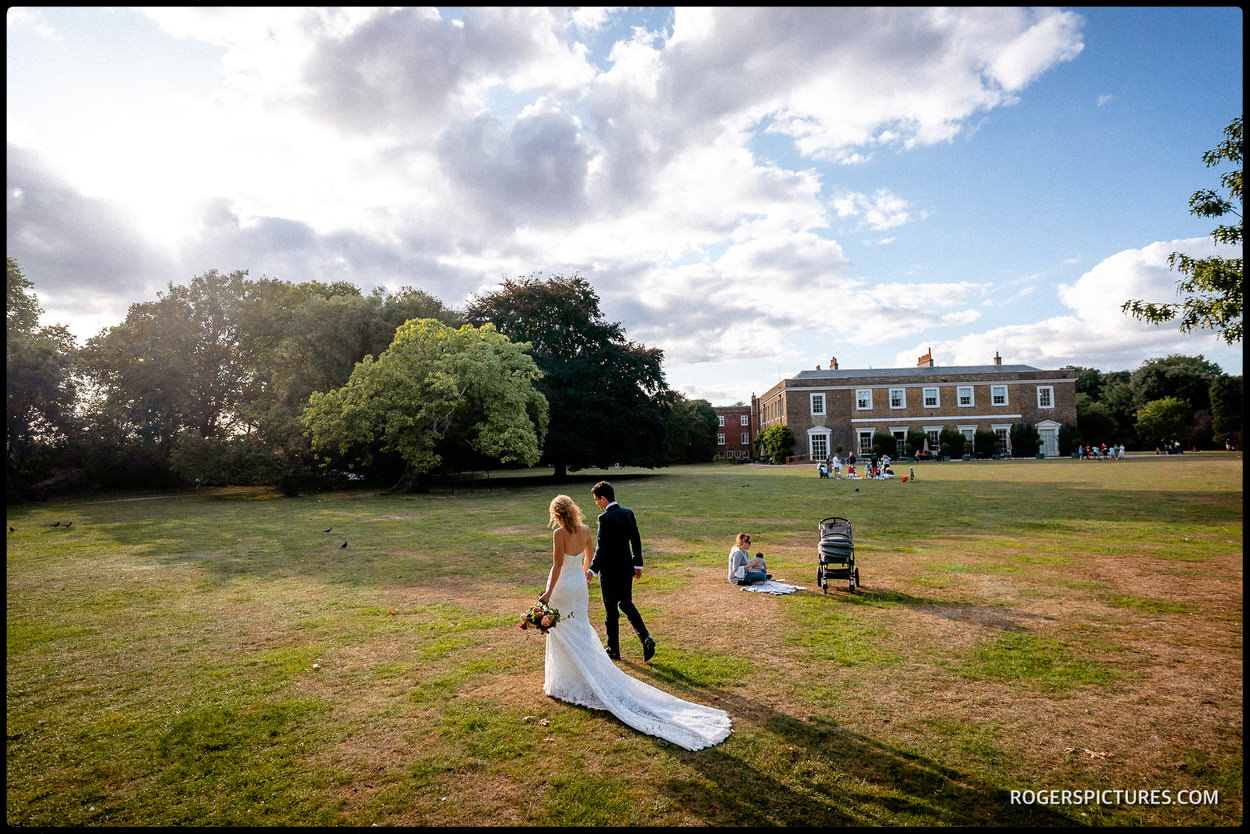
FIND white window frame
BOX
[957,386,974,407]
[923,387,939,408]
[856,389,873,410]
[1037,386,1054,408]
[717,433,725,446]
[857,430,874,455]
[810,393,826,416]
[739,415,750,427]
[718,415,725,426]
[991,385,1008,406]
[740,432,750,445]
[889,388,906,409]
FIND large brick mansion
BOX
[715,350,1077,461]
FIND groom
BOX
[586,480,656,662]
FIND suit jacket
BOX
[591,502,643,578]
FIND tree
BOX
[1075,394,1117,445]
[1123,115,1242,343]
[1128,354,1222,413]
[301,319,548,492]
[1209,375,1243,449]
[1134,397,1193,447]
[7,258,81,498]
[870,431,897,458]
[753,424,794,464]
[81,269,261,449]
[464,274,669,478]
[663,394,718,463]
[1009,423,1042,457]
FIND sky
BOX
[7,6,1243,405]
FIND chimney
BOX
[917,348,934,368]
[830,357,839,370]
[994,352,1002,366]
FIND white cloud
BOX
[913,238,1240,371]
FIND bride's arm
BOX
[581,524,594,579]
[539,528,565,604]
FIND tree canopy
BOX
[464,273,669,478]
[1123,115,1243,344]
[301,319,548,491]
[7,258,80,497]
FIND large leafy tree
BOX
[82,269,261,449]
[464,274,669,478]
[1123,115,1242,343]
[1209,375,1243,449]
[1135,397,1194,447]
[663,394,719,463]
[301,319,548,491]
[7,258,80,494]
[1128,354,1222,413]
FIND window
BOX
[1037,386,1054,408]
[856,389,873,410]
[740,432,750,445]
[890,388,906,409]
[717,433,725,446]
[991,385,1007,406]
[923,387,939,408]
[892,430,906,457]
[718,415,725,426]
[740,415,750,426]
[857,431,874,455]
[957,386,974,407]
[810,434,828,460]
[926,429,941,449]
[994,428,1009,454]
[810,393,826,416]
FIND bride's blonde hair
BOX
[549,494,583,533]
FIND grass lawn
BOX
[5,454,1242,826]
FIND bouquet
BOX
[520,600,569,634]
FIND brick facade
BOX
[712,405,756,460]
[751,358,1077,460]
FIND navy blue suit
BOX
[591,502,648,654]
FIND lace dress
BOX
[543,552,732,751]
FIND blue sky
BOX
[7,7,1243,405]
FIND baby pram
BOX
[816,515,859,593]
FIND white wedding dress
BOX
[543,552,732,751]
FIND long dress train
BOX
[543,552,732,751]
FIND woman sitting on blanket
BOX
[728,533,770,585]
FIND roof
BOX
[792,364,1049,381]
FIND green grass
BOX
[5,454,1243,826]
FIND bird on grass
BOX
[340,541,348,549]
[51,521,60,527]
[323,526,333,533]
[64,521,73,528]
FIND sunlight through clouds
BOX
[6,6,1242,404]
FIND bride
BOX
[538,495,732,751]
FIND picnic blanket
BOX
[740,579,805,595]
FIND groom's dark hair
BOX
[592,481,615,502]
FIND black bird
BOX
[51,521,60,527]
[8,527,14,532]
[340,541,348,549]
[63,521,72,528]
[323,526,333,533]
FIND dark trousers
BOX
[600,573,648,653]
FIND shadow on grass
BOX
[814,585,1048,632]
[645,688,1078,826]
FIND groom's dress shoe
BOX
[642,636,656,662]
[606,649,620,660]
